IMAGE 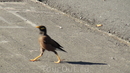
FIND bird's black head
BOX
[36,26,47,35]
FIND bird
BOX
[30,25,67,63]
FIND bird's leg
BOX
[53,51,61,63]
[30,48,45,62]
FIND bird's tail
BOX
[57,48,67,53]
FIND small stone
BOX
[56,26,63,29]
[59,26,63,29]
[110,57,116,60]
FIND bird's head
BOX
[36,25,47,35]
[36,25,46,31]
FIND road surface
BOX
[0,1,130,73]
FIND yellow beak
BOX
[36,26,40,28]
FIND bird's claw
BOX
[30,59,37,62]
[54,60,61,63]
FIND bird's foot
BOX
[54,59,65,63]
[30,59,38,62]
[54,60,61,63]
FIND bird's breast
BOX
[38,36,56,51]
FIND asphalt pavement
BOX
[42,0,130,42]
[0,1,130,73]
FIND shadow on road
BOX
[63,61,107,65]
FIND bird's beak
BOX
[36,26,40,28]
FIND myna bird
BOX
[30,25,66,63]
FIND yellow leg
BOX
[30,55,42,61]
[30,48,44,62]
[53,51,61,63]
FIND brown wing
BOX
[38,35,55,51]
[51,39,63,48]
[39,35,66,52]
[49,37,66,52]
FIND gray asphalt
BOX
[42,0,130,42]
[0,1,130,73]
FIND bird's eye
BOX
[41,27,44,29]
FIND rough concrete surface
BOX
[0,0,130,73]
[41,0,130,42]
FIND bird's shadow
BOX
[63,61,107,65]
